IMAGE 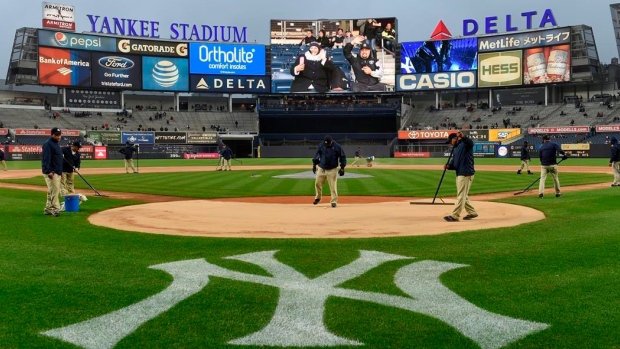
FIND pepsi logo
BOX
[54,32,68,46]
[98,56,135,70]
[152,61,179,88]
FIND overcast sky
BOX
[2,0,619,78]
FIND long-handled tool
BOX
[411,147,455,205]
[63,156,108,197]
[514,157,566,196]
[232,157,243,165]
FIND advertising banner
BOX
[15,128,80,136]
[400,37,478,74]
[9,145,43,153]
[66,89,121,108]
[396,71,476,91]
[38,47,90,87]
[38,30,116,52]
[463,129,489,141]
[0,128,7,135]
[187,132,218,144]
[183,152,219,159]
[494,87,545,106]
[478,50,523,87]
[142,57,189,92]
[42,2,75,31]
[478,27,571,53]
[394,152,430,158]
[523,44,571,84]
[117,38,188,57]
[122,132,155,144]
[596,125,620,132]
[528,126,589,134]
[189,43,265,75]
[397,129,452,140]
[91,53,142,90]
[94,146,107,159]
[190,74,270,93]
[154,132,187,144]
[101,132,122,144]
[488,128,521,141]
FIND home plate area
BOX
[88,197,544,238]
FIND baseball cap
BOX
[308,42,320,49]
[51,127,61,135]
[324,135,333,145]
[72,141,82,148]
[445,133,458,144]
[542,135,550,140]
[360,42,371,50]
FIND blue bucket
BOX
[64,194,80,212]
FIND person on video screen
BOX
[344,36,386,92]
[290,42,336,93]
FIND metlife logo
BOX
[189,43,265,75]
[38,30,117,52]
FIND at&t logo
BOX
[152,61,179,87]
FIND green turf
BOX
[1,158,619,348]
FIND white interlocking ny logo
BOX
[41,250,548,349]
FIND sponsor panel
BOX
[117,38,188,57]
[101,132,122,144]
[400,37,477,74]
[38,47,90,87]
[190,75,270,93]
[38,30,117,52]
[189,43,265,75]
[398,130,451,140]
[66,89,121,108]
[478,27,571,52]
[528,126,589,134]
[494,87,545,106]
[142,57,189,92]
[478,50,522,87]
[94,146,107,159]
[42,2,75,31]
[488,128,521,142]
[91,53,142,90]
[187,132,218,144]
[396,71,476,91]
[0,128,7,136]
[394,152,430,158]
[596,125,620,132]
[183,152,219,159]
[562,143,590,151]
[15,128,80,136]
[523,44,571,84]
[122,132,155,144]
[463,129,489,141]
[154,132,187,144]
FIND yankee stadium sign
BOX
[86,15,248,42]
[40,250,548,349]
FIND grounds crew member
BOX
[538,134,567,198]
[0,146,6,171]
[443,131,478,222]
[312,135,347,208]
[219,144,233,171]
[344,36,387,92]
[119,141,137,173]
[350,147,362,167]
[609,136,620,186]
[517,141,533,174]
[61,141,82,198]
[42,127,63,216]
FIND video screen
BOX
[523,44,571,84]
[400,37,478,74]
[91,53,142,90]
[269,17,397,93]
[38,47,90,87]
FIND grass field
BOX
[1,157,620,349]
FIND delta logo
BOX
[54,32,68,46]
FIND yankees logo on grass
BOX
[41,250,548,349]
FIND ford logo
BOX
[98,56,134,70]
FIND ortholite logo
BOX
[41,250,549,348]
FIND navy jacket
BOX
[313,141,346,170]
[0,148,4,161]
[119,145,136,159]
[42,137,63,175]
[610,139,620,163]
[62,146,81,172]
[539,141,565,166]
[220,147,233,160]
[447,136,475,176]
[520,145,531,160]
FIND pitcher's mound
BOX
[88,197,544,238]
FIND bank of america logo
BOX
[196,78,209,89]
[57,67,72,76]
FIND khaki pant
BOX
[44,174,61,213]
[222,159,231,171]
[451,175,477,219]
[124,158,136,173]
[1,160,6,171]
[539,164,561,195]
[519,159,531,172]
[350,156,361,167]
[61,172,75,196]
[314,167,339,204]
[613,161,620,184]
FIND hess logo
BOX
[479,55,521,83]
[54,32,68,46]
[98,56,134,70]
